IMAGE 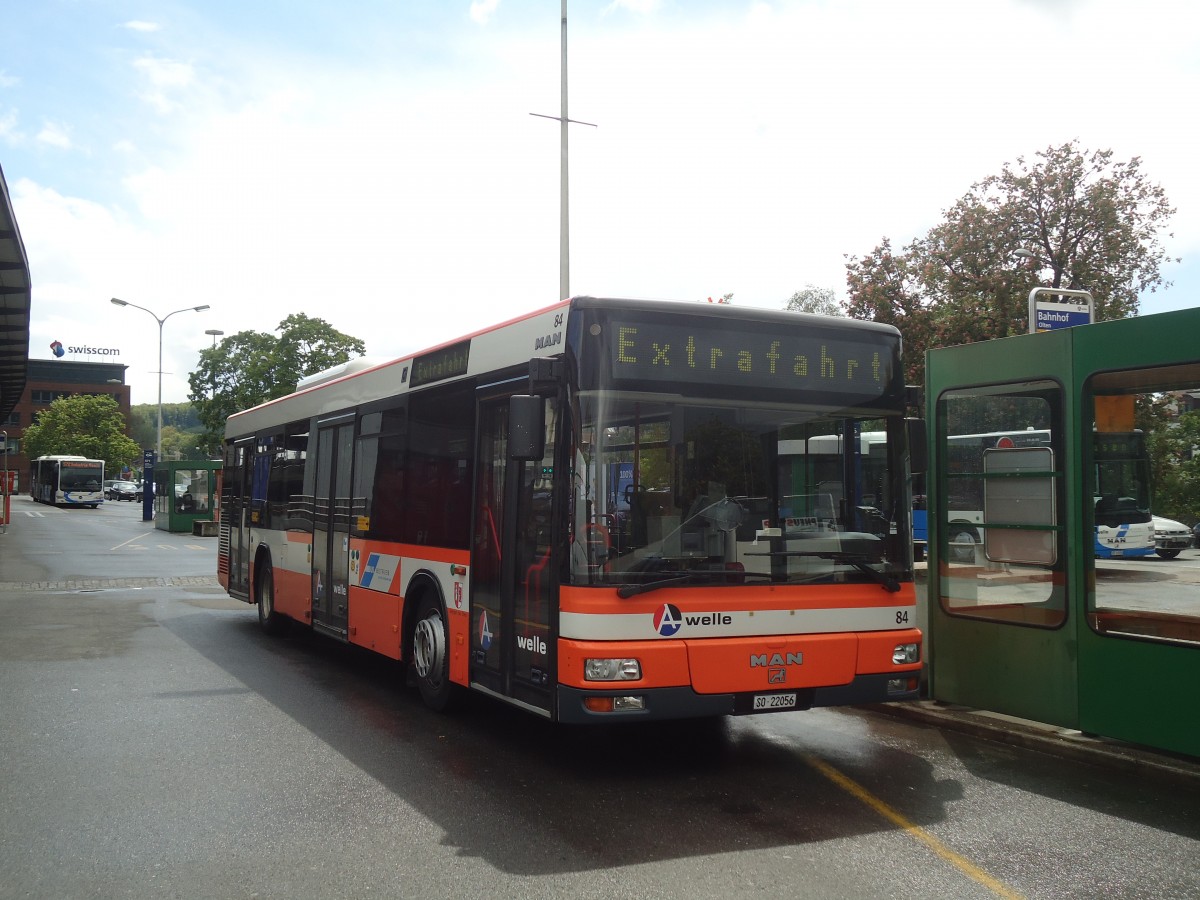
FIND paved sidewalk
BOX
[866,700,1200,787]
[0,575,219,592]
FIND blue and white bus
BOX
[30,455,105,508]
[939,429,1154,561]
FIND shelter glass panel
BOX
[936,382,1066,627]
[1087,364,1200,647]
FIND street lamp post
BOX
[202,329,224,457]
[110,297,210,462]
[1015,248,1072,289]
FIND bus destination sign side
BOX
[411,340,471,388]
[1028,287,1094,334]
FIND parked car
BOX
[107,480,143,502]
[1151,515,1192,559]
[1193,521,1200,549]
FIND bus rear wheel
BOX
[1156,549,1181,559]
[256,563,286,635]
[412,595,460,712]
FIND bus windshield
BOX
[570,392,909,589]
[1093,432,1152,526]
[59,462,104,492]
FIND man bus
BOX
[218,298,924,723]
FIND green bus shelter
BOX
[153,459,221,534]
[925,306,1200,757]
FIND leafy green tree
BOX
[128,405,156,449]
[845,141,1176,386]
[786,285,843,317]
[160,425,205,461]
[188,314,366,453]
[1145,406,1200,524]
[21,395,142,473]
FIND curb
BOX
[863,701,1200,788]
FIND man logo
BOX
[750,652,803,667]
[768,669,787,684]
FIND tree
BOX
[128,402,199,452]
[1144,404,1200,525]
[188,314,367,453]
[21,395,142,473]
[845,141,1176,386]
[786,285,844,317]
[160,424,205,461]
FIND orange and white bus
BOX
[218,297,924,722]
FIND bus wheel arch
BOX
[406,575,461,712]
[255,548,286,635]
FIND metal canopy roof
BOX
[0,163,31,423]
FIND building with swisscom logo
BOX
[3,359,131,490]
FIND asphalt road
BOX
[2,494,1198,900]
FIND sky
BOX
[3,0,1199,405]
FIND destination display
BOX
[607,320,897,400]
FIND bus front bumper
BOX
[555,672,921,724]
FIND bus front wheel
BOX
[1156,549,1181,559]
[948,526,979,563]
[412,595,460,712]
[256,563,286,635]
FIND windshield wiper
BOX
[825,552,900,592]
[615,568,777,598]
[616,573,697,599]
[756,549,900,592]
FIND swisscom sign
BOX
[50,340,121,358]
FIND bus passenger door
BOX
[312,420,354,639]
[471,393,556,717]
[225,439,254,598]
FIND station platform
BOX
[866,700,1200,787]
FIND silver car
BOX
[1152,515,1192,559]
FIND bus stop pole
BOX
[142,449,155,522]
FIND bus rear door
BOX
[312,417,354,639]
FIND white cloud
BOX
[123,20,161,33]
[602,0,661,15]
[469,0,501,26]
[132,56,197,114]
[11,0,1200,408]
[36,121,71,149]
[0,108,22,145]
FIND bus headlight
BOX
[892,643,920,665]
[584,658,642,681]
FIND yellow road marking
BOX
[804,754,1024,900]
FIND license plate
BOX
[753,693,797,711]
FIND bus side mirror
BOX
[509,395,546,461]
[906,418,927,474]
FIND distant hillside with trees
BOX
[129,402,210,460]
